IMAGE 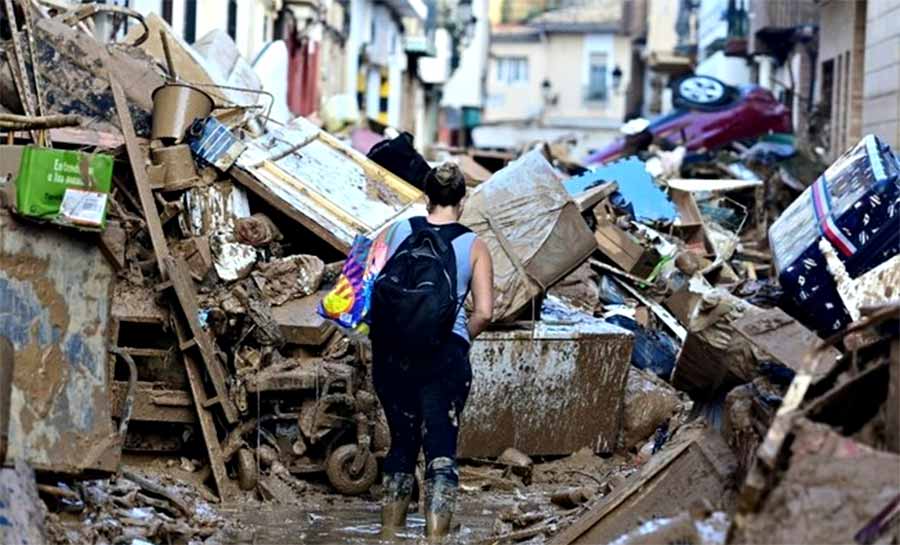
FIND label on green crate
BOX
[59,188,109,227]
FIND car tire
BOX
[673,75,734,110]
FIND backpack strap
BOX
[409,216,428,233]
[408,216,471,244]
[436,223,472,244]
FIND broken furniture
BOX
[593,201,660,278]
[770,134,900,335]
[549,426,737,545]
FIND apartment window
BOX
[586,52,608,102]
[183,0,197,44]
[161,0,173,24]
[496,57,528,85]
[227,0,238,40]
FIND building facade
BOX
[747,0,900,159]
[640,0,693,116]
[695,0,750,86]
[127,0,280,60]
[860,0,900,150]
[481,0,633,149]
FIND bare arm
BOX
[467,238,494,339]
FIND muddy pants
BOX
[372,335,472,484]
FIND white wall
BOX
[125,0,271,61]
[441,0,490,109]
[419,28,453,84]
[695,0,750,86]
[697,51,750,86]
[345,0,375,95]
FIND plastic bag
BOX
[317,225,396,334]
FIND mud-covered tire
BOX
[236,448,258,491]
[325,444,378,496]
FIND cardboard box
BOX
[669,188,712,255]
[460,149,597,321]
[593,201,659,277]
[15,146,113,229]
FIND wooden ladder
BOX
[111,75,238,501]
[160,257,239,501]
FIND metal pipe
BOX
[0,336,13,465]
[109,348,138,441]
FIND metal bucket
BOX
[151,83,214,143]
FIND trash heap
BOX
[0,3,898,545]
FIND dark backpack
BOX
[366,132,431,190]
[369,217,471,356]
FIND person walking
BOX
[368,162,494,541]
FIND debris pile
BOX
[0,2,898,545]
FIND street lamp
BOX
[456,0,477,47]
[611,65,623,93]
[446,0,478,70]
[541,79,557,106]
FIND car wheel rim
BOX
[679,78,725,104]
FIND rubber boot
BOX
[380,472,414,539]
[424,474,458,543]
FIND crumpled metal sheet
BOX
[459,320,633,458]
[0,211,118,473]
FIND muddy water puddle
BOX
[217,493,520,544]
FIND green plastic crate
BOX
[15,146,113,228]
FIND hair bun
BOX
[434,163,461,186]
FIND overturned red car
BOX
[586,75,792,165]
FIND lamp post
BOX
[446,0,478,70]
[540,78,556,126]
[611,65,623,94]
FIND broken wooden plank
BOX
[110,73,170,275]
[611,275,687,342]
[589,258,652,286]
[0,113,79,130]
[666,178,763,192]
[549,426,736,545]
[47,127,128,148]
[97,220,127,271]
[573,181,617,212]
[732,307,840,377]
[270,291,336,346]
[3,0,39,142]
